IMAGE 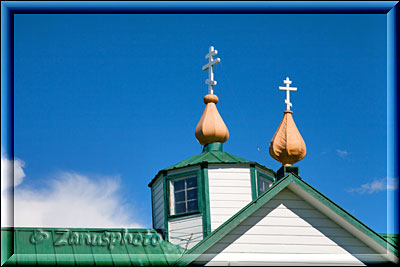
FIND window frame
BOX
[257,171,275,196]
[170,176,199,215]
[166,170,201,219]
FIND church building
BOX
[1,46,398,266]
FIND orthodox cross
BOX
[202,46,221,95]
[279,77,297,110]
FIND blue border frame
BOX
[1,1,398,265]
[386,2,399,238]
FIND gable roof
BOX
[175,173,398,265]
[1,227,184,266]
[148,150,275,186]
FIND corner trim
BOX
[200,165,211,238]
[250,165,257,200]
[163,173,169,241]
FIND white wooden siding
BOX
[208,165,252,231]
[168,213,203,249]
[151,178,164,230]
[287,183,397,263]
[197,188,385,266]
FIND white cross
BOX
[278,77,297,110]
[202,46,221,95]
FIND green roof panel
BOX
[165,151,252,169]
[1,228,184,266]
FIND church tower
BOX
[148,46,275,249]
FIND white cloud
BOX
[1,154,27,227]
[336,149,348,158]
[347,177,399,194]
[1,155,26,188]
[1,155,145,228]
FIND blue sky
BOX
[3,13,397,233]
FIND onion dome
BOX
[269,110,306,165]
[195,94,229,145]
[269,77,306,166]
[195,46,229,146]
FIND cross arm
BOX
[205,49,218,59]
[279,86,297,91]
[202,58,220,71]
[206,79,217,86]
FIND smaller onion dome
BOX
[269,110,306,166]
[195,94,229,146]
[269,77,306,166]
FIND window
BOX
[170,177,198,215]
[258,176,272,194]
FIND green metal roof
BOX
[1,227,184,266]
[165,150,252,170]
[149,143,275,187]
[176,173,398,265]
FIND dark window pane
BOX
[187,200,198,212]
[186,177,197,188]
[259,178,265,193]
[175,191,185,202]
[186,188,198,200]
[259,178,271,194]
[174,180,185,191]
[260,186,266,194]
[175,203,186,214]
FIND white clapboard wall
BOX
[169,213,203,250]
[195,188,385,266]
[151,177,165,230]
[208,165,252,231]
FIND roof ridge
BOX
[196,151,214,162]
[209,151,223,161]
